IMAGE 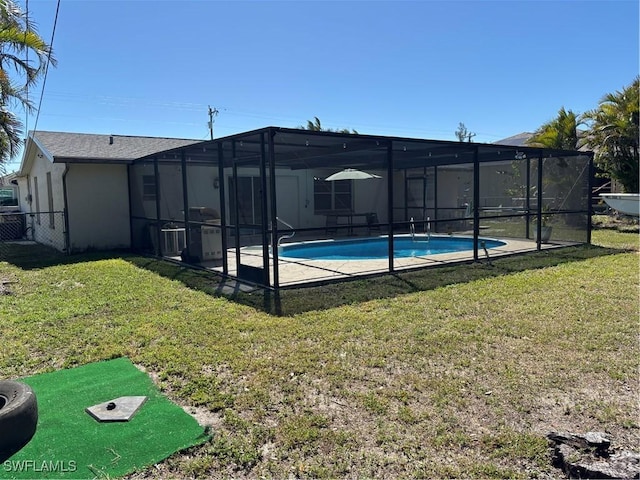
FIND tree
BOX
[526,108,588,213]
[584,78,639,193]
[455,122,475,142]
[0,0,55,168]
[299,116,358,134]
[525,107,583,150]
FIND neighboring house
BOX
[0,172,20,210]
[494,132,534,147]
[497,132,613,196]
[496,131,591,152]
[16,131,200,252]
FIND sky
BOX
[6,0,639,172]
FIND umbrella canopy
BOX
[325,168,382,181]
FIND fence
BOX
[0,211,67,258]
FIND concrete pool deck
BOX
[200,236,572,288]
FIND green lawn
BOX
[0,228,638,479]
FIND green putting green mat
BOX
[1,358,209,479]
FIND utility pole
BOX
[208,106,219,140]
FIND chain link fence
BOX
[0,211,67,258]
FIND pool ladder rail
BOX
[410,216,432,242]
[276,217,295,250]
[425,215,431,241]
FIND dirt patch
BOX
[0,275,16,295]
[134,362,222,429]
[592,214,639,233]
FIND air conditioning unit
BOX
[200,225,222,260]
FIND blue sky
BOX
[8,0,639,171]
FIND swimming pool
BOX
[279,235,506,260]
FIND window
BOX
[0,188,17,206]
[143,175,156,202]
[46,172,55,228]
[314,179,352,213]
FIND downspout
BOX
[61,163,71,254]
[153,156,162,256]
[181,151,190,259]
[126,163,134,251]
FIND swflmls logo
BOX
[3,460,77,472]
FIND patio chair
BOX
[325,215,338,235]
[366,212,381,235]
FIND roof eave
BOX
[17,133,54,176]
[52,157,135,165]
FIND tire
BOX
[0,380,38,462]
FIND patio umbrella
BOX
[325,168,382,181]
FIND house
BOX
[0,172,20,210]
[12,127,593,289]
[15,131,200,252]
[495,132,534,147]
[495,132,613,199]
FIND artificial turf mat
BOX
[1,357,209,479]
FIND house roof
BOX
[494,132,534,147]
[28,130,202,163]
[0,171,17,186]
[496,130,591,152]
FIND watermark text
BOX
[3,459,77,473]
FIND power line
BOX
[31,0,60,135]
[13,0,61,172]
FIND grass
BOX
[0,225,638,479]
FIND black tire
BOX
[0,380,38,462]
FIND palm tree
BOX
[584,78,639,193]
[0,0,55,168]
[303,116,323,131]
[526,108,587,215]
[526,107,583,150]
[300,116,358,134]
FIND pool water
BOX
[279,235,506,260]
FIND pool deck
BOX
[198,235,572,288]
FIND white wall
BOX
[130,162,483,239]
[216,167,389,230]
[65,164,131,252]
[186,164,220,215]
[17,153,67,250]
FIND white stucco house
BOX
[9,127,593,290]
[15,131,200,252]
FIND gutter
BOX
[61,163,71,253]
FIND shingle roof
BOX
[31,131,202,161]
[494,132,534,147]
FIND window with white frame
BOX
[143,175,156,202]
[313,178,352,213]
